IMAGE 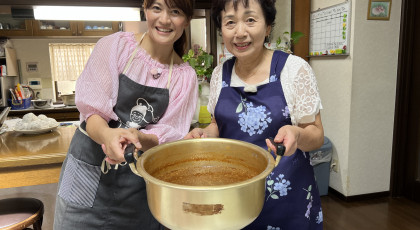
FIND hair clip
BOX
[150,67,162,79]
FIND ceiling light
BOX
[33,6,141,21]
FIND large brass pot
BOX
[125,138,282,230]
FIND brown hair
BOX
[143,0,195,57]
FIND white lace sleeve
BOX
[207,63,223,115]
[281,55,323,126]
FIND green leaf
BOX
[291,31,305,45]
[236,103,243,113]
[183,48,214,82]
[276,36,282,47]
[308,185,312,191]
[267,180,274,186]
[271,194,279,199]
[307,192,311,200]
[267,187,272,192]
[188,58,198,68]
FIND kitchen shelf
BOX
[77,21,120,36]
[0,15,33,36]
[32,20,119,37]
[0,47,18,77]
[0,15,119,37]
[32,20,77,36]
[8,106,80,122]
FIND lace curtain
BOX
[49,43,95,81]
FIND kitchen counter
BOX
[0,125,76,189]
[8,106,80,121]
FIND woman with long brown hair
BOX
[54,0,197,229]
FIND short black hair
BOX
[211,0,277,31]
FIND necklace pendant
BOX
[150,67,162,79]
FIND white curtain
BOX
[49,43,95,81]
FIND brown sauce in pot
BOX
[153,165,258,186]
[146,154,263,186]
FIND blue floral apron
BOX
[214,50,323,230]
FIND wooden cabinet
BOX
[32,20,119,37]
[0,15,33,37]
[32,20,77,36]
[0,14,119,37]
[0,47,19,106]
[76,21,120,36]
[0,47,18,77]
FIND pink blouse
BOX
[75,32,198,144]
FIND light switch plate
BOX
[26,62,38,72]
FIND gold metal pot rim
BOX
[135,138,276,191]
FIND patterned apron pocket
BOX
[58,154,102,208]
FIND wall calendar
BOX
[309,1,351,56]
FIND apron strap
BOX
[122,31,174,90]
[271,50,290,77]
[122,32,147,75]
[78,121,127,174]
[222,56,236,86]
[166,51,174,89]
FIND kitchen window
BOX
[48,43,95,100]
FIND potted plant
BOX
[182,47,214,123]
[275,31,305,53]
[182,47,214,83]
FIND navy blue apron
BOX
[214,50,323,230]
[54,34,171,230]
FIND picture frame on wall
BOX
[367,0,392,20]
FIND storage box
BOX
[313,161,331,196]
[8,98,32,110]
[310,136,333,196]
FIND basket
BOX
[8,97,32,110]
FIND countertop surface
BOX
[8,105,78,114]
[0,125,76,169]
[7,106,80,121]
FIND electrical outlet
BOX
[331,159,339,173]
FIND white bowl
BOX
[32,99,52,109]
[61,94,75,106]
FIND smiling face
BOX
[220,0,271,60]
[144,0,190,47]
[130,105,147,123]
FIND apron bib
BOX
[215,51,323,230]
[54,33,172,230]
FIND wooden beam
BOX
[292,0,310,62]
[0,0,211,8]
[0,0,140,7]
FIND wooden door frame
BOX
[391,0,419,200]
[291,0,310,62]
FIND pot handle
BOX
[268,137,285,167]
[124,143,144,177]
